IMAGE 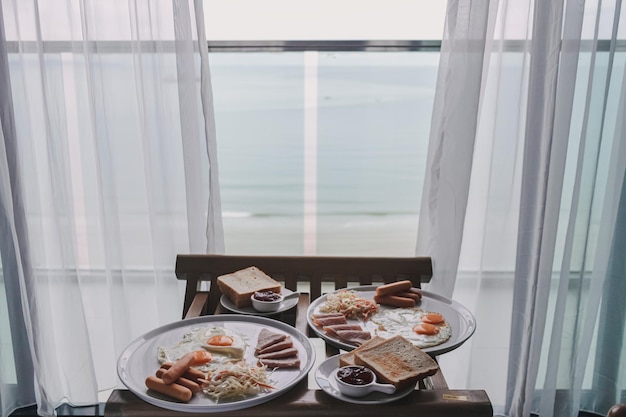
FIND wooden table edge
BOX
[104,387,493,417]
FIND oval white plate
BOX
[220,288,299,316]
[307,286,477,355]
[117,315,315,413]
[315,354,415,404]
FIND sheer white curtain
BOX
[0,1,223,416]
[418,0,626,416]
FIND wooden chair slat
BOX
[175,254,433,319]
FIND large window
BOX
[212,49,439,255]
[3,1,446,259]
[205,1,446,255]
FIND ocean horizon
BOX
[212,51,436,255]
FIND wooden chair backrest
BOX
[175,254,433,319]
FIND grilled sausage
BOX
[145,376,193,402]
[375,280,413,296]
[161,352,195,384]
[160,362,206,383]
[396,290,421,301]
[374,294,416,308]
[155,368,201,394]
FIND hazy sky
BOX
[2,0,447,41]
[3,1,620,42]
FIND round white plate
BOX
[220,288,299,316]
[307,286,476,356]
[117,315,315,413]
[315,354,415,404]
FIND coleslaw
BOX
[201,362,274,401]
[318,290,379,320]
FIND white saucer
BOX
[315,354,416,404]
[220,288,299,316]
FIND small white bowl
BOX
[334,366,396,397]
[250,291,284,312]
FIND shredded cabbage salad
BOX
[201,362,274,401]
[319,290,378,320]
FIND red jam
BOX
[336,366,374,385]
[253,291,282,302]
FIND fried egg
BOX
[157,326,248,371]
[370,307,451,348]
[203,327,247,361]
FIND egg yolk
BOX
[421,313,445,325]
[413,323,440,335]
[191,350,213,365]
[207,335,234,346]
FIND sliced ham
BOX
[312,313,345,319]
[322,324,363,337]
[312,315,348,327]
[255,328,287,353]
[335,330,372,346]
[255,327,301,368]
[258,357,301,369]
[257,337,293,355]
[257,347,299,359]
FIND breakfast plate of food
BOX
[117,315,315,413]
[315,355,416,404]
[216,266,299,316]
[220,288,299,316]
[315,335,438,404]
[307,282,476,355]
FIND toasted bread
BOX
[353,335,439,389]
[216,266,281,308]
[338,336,386,367]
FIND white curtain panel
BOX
[0,1,223,416]
[419,0,626,416]
[416,0,495,298]
[0,13,38,415]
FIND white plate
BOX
[220,288,299,316]
[307,286,476,356]
[117,315,315,413]
[315,354,415,404]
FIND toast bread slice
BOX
[353,335,439,389]
[338,336,386,367]
[216,266,281,308]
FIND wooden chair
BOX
[175,254,433,320]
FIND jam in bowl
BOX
[334,366,396,397]
[253,291,282,302]
[336,365,374,385]
[250,291,283,312]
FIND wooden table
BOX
[104,294,492,417]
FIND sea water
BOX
[211,51,438,256]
